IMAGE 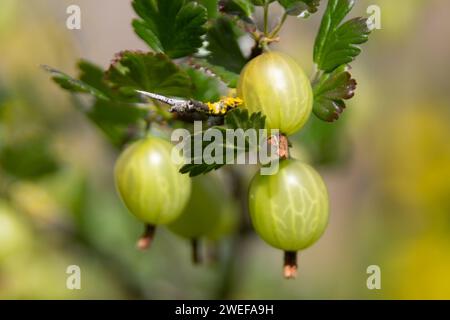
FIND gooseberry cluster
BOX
[115,51,329,278]
[46,0,372,280]
[238,52,329,278]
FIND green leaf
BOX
[313,0,370,73]
[278,0,320,17]
[77,60,143,103]
[312,65,356,121]
[87,100,147,147]
[178,126,228,177]
[43,59,148,147]
[132,0,208,59]
[179,109,266,176]
[42,65,108,100]
[219,0,255,20]
[185,67,222,102]
[206,17,247,74]
[296,114,350,166]
[77,60,114,98]
[0,137,59,179]
[89,100,147,127]
[42,61,124,101]
[225,108,266,131]
[188,58,240,88]
[105,51,193,99]
[193,0,219,18]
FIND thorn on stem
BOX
[283,251,298,279]
[136,224,156,250]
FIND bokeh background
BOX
[1,0,449,299]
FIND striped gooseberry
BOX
[168,174,238,263]
[248,159,329,278]
[237,51,313,136]
[114,135,191,248]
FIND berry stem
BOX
[283,251,298,279]
[136,224,156,250]
[263,1,270,35]
[191,238,202,264]
[269,12,288,38]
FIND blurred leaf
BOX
[88,100,147,126]
[77,60,115,98]
[219,0,255,20]
[296,115,349,166]
[44,59,148,147]
[185,67,222,102]
[42,65,108,100]
[278,0,320,17]
[180,109,266,176]
[206,17,247,74]
[0,137,59,179]
[193,0,219,18]
[313,0,370,72]
[87,100,147,147]
[78,59,146,104]
[106,51,193,99]
[39,168,89,221]
[188,58,240,88]
[132,0,208,58]
[313,65,356,121]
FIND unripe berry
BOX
[248,159,329,278]
[238,52,313,136]
[114,136,191,248]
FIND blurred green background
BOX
[1,0,450,299]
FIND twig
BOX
[263,1,270,35]
[136,90,210,114]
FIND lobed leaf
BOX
[42,65,108,100]
[179,109,266,176]
[43,60,149,147]
[105,51,193,99]
[278,0,321,17]
[312,65,356,121]
[184,67,223,102]
[191,0,219,18]
[132,0,208,59]
[188,58,240,88]
[225,108,266,131]
[77,60,115,98]
[313,0,370,73]
[219,0,255,20]
[206,17,247,74]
